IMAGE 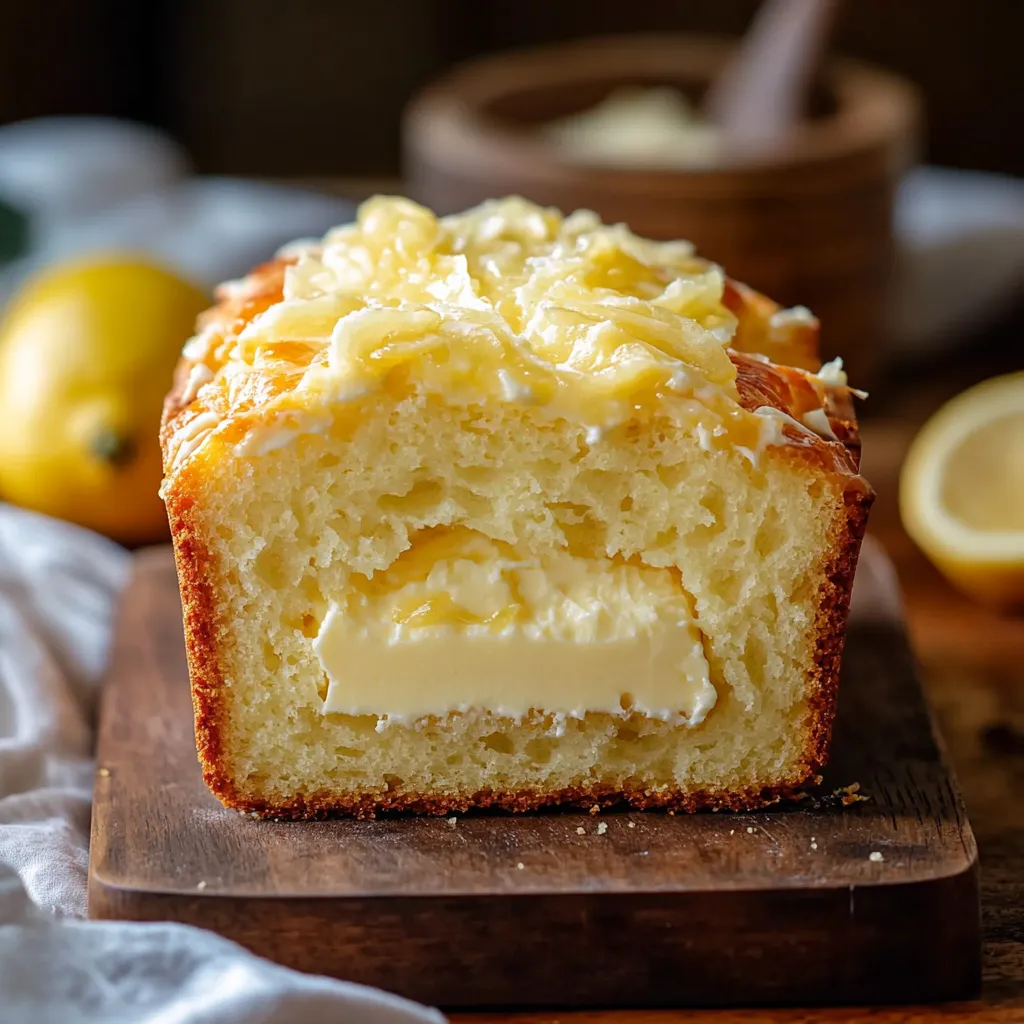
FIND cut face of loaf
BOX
[161,197,872,818]
[165,370,868,817]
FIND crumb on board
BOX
[627,821,636,829]
[447,817,457,826]
[516,862,525,870]
[811,842,818,850]
[196,881,207,891]
[97,767,110,777]
[576,826,586,835]
[801,781,870,812]
[869,851,884,863]
[729,829,735,835]
[589,804,600,816]
[841,783,869,806]
[747,827,755,834]
[596,822,608,836]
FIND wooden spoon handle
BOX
[704,0,844,156]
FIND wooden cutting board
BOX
[89,548,980,1010]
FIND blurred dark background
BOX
[1,0,1020,179]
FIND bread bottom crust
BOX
[209,775,822,821]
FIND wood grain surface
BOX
[89,547,978,1009]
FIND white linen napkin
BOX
[0,504,444,1024]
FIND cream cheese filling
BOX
[313,530,715,730]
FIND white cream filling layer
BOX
[312,535,716,730]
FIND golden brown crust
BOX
[164,485,229,788]
[160,258,292,459]
[161,258,873,820]
[723,279,820,372]
[730,350,862,477]
[802,474,873,784]
[208,777,820,821]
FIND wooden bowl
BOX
[403,34,921,385]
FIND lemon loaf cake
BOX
[160,196,872,818]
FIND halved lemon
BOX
[900,371,1024,608]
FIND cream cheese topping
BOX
[165,197,849,476]
[179,362,214,406]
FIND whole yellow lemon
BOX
[0,257,208,544]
